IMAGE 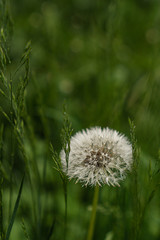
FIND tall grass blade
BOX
[0,124,4,240]
[129,119,140,240]
[47,218,56,240]
[60,103,73,240]
[4,175,25,240]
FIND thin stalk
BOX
[9,76,14,222]
[0,124,4,239]
[64,178,68,240]
[0,183,3,240]
[87,185,99,240]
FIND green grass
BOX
[0,0,160,239]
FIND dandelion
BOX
[61,127,133,187]
[61,126,133,240]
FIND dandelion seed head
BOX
[60,127,133,187]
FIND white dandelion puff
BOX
[60,127,133,187]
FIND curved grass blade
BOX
[47,218,56,240]
[0,124,4,239]
[4,175,25,240]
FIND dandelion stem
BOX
[87,185,99,240]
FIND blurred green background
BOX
[11,0,160,154]
[1,0,160,239]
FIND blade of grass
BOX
[47,218,56,240]
[0,124,4,239]
[50,143,67,240]
[60,103,73,240]
[8,73,14,223]
[5,175,25,240]
[129,119,141,240]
